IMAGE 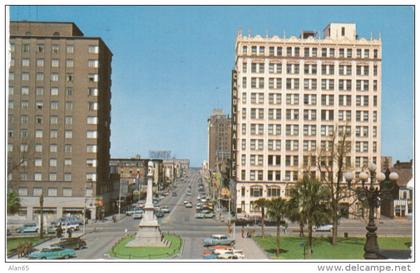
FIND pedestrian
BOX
[56,224,63,238]
[241,227,245,238]
[284,222,288,235]
[112,215,116,223]
[67,228,73,238]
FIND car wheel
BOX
[41,257,47,260]
[64,255,70,259]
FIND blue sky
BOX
[10,6,414,167]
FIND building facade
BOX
[7,21,113,221]
[208,109,232,171]
[231,23,382,216]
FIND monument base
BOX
[126,225,168,247]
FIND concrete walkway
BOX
[234,232,268,260]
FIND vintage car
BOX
[314,224,333,232]
[203,234,235,247]
[16,223,38,233]
[28,247,76,259]
[51,237,87,250]
[195,213,205,219]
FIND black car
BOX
[51,237,87,250]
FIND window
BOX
[65,102,73,111]
[64,173,72,182]
[33,188,43,196]
[35,144,42,152]
[64,144,72,153]
[48,188,57,196]
[88,60,99,68]
[36,87,44,96]
[22,44,30,53]
[34,173,42,181]
[88,45,99,54]
[49,159,57,167]
[35,130,43,138]
[66,45,74,54]
[51,101,59,110]
[51,74,59,81]
[88,74,98,82]
[87,131,97,138]
[22,73,29,81]
[65,130,72,139]
[18,188,28,196]
[36,73,44,81]
[63,188,73,196]
[50,87,59,96]
[88,88,98,96]
[86,173,97,182]
[34,159,43,167]
[51,45,59,54]
[50,130,58,138]
[66,59,74,67]
[88,102,98,111]
[87,144,97,153]
[250,186,263,197]
[87,116,98,124]
[50,144,58,153]
[64,159,72,166]
[22,59,30,66]
[51,59,60,67]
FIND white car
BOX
[314,224,333,232]
[185,202,193,208]
[183,200,190,205]
[132,211,144,219]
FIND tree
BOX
[288,175,330,258]
[317,124,353,245]
[7,190,21,215]
[254,198,269,237]
[266,197,288,256]
[286,193,305,237]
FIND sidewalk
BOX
[234,231,268,260]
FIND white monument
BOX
[126,161,167,247]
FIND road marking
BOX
[162,179,189,224]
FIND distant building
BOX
[7,21,113,221]
[208,109,232,172]
[381,160,413,218]
[149,150,172,160]
[231,23,382,216]
[381,156,393,171]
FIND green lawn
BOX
[110,233,182,259]
[254,236,411,259]
[7,236,51,256]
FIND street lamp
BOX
[344,163,399,259]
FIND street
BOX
[9,168,412,260]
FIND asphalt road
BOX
[10,169,412,260]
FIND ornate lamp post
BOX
[344,163,399,259]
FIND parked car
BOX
[161,206,170,213]
[186,192,192,196]
[155,210,165,218]
[195,213,205,219]
[16,223,38,233]
[203,212,215,218]
[183,200,190,205]
[132,211,143,219]
[314,224,333,232]
[51,237,87,250]
[185,202,193,208]
[172,192,177,197]
[126,206,139,216]
[217,251,243,259]
[28,247,76,259]
[203,234,235,247]
[202,253,219,259]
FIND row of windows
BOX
[9,72,99,82]
[241,93,378,107]
[9,116,97,127]
[9,100,98,111]
[8,143,97,153]
[9,86,98,97]
[10,58,99,68]
[10,43,99,55]
[9,158,96,168]
[10,172,96,182]
[242,77,377,91]
[239,156,377,182]
[8,129,97,140]
[239,138,377,152]
[242,108,378,122]
[17,187,74,197]
[241,45,379,59]
[241,144,377,167]
[239,185,283,198]
[243,62,378,76]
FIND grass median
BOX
[254,236,411,259]
[7,236,53,256]
[110,233,182,259]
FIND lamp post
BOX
[344,163,399,259]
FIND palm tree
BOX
[254,198,269,237]
[7,190,21,215]
[266,197,288,257]
[288,175,330,258]
[286,196,305,237]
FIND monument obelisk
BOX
[126,161,166,247]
